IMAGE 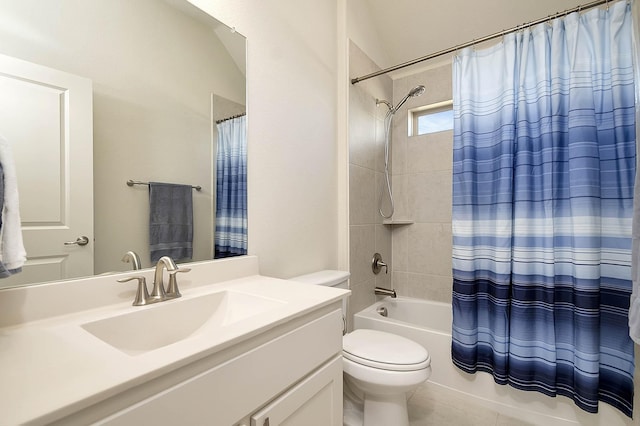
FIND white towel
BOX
[0,135,26,272]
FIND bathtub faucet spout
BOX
[374,286,397,298]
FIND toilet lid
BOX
[342,329,430,371]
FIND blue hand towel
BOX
[149,182,193,263]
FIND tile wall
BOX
[390,64,454,303]
[347,41,393,329]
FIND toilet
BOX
[291,270,431,426]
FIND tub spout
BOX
[374,286,397,298]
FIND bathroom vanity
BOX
[0,256,349,425]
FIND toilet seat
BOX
[343,329,430,372]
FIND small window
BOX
[409,100,453,136]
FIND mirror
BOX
[0,0,246,288]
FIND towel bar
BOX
[126,179,202,191]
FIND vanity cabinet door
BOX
[250,355,342,426]
[87,309,343,426]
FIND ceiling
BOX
[363,0,592,75]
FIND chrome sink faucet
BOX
[118,256,191,306]
[151,256,191,300]
[117,276,152,306]
[121,251,142,270]
[150,256,177,300]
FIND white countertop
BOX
[0,262,349,425]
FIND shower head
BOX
[392,85,425,113]
[409,85,426,97]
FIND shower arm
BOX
[376,99,393,110]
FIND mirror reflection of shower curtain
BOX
[214,115,247,258]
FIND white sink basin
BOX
[81,291,285,355]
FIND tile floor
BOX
[407,381,536,426]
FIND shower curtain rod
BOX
[351,0,613,84]
[216,113,246,124]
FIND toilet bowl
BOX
[343,329,431,426]
[291,271,431,426]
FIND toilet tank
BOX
[290,270,350,320]
[290,270,350,289]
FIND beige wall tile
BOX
[346,277,377,331]
[349,87,377,170]
[407,65,452,106]
[407,130,453,173]
[407,273,452,303]
[390,119,407,176]
[392,270,408,293]
[349,164,376,225]
[392,225,409,271]
[374,224,392,288]
[349,224,375,286]
[351,51,457,305]
[407,223,453,276]
[390,173,410,220]
[408,170,452,223]
[390,127,406,176]
[393,78,409,107]
[349,41,393,102]
[387,62,454,302]
[374,112,388,173]
[401,273,430,299]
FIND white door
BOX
[0,53,93,288]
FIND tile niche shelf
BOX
[382,219,414,226]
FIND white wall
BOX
[0,0,246,273]
[190,0,340,278]
[346,0,389,77]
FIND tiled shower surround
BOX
[348,39,455,318]
[347,41,393,329]
[390,64,454,304]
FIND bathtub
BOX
[354,297,633,426]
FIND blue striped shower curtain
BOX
[451,2,636,417]
[215,115,247,258]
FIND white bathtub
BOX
[354,297,633,426]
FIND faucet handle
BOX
[117,276,155,306]
[165,267,191,299]
[372,253,388,274]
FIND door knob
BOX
[64,236,90,246]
